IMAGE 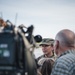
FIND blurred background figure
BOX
[36,38,57,75]
[41,58,54,75]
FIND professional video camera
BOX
[0,18,42,75]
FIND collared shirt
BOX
[51,49,75,75]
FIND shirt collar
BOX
[59,49,75,58]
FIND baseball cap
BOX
[39,38,54,46]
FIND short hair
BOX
[55,29,75,47]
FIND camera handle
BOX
[17,28,37,75]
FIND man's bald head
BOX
[54,29,75,56]
[55,29,75,47]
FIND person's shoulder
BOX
[53,53,75,74]
[57,53,75,65]
[37,55,45,61]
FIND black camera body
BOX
[0,23,42,75]
[0,27,18,75]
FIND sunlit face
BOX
[41,44,53,55]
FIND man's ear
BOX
[54,40,59,50]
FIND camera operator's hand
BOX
[0,18,7,27]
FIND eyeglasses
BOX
[41,45,50,47]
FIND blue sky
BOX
[0,0,75,39]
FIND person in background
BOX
[36,38,57,75]
[51,29,75,75]
[40,58,54,75]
